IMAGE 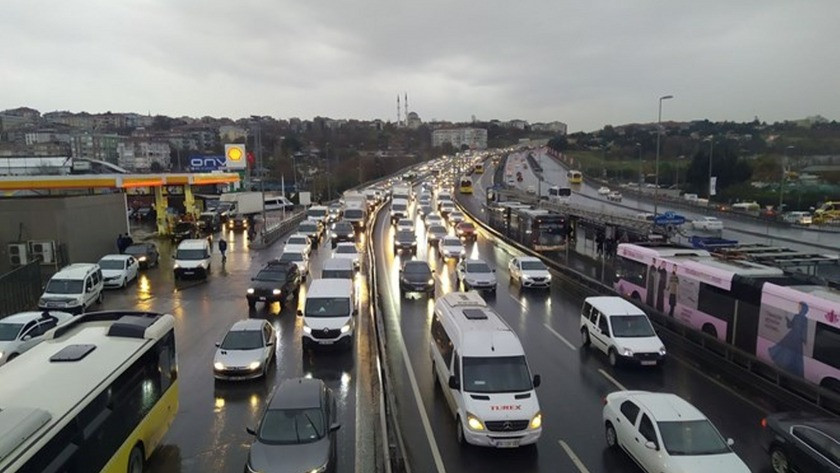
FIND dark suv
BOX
[399,260,435,297]
[246,261,302,309]
[330,221,356,248]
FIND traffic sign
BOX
[653,211,686,226]
[225,144,246,170]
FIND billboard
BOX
[225,144,247,170]
[188,155,225,172]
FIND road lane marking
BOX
[543,323,577,351]
[668,354,768,413]
[558,440,592,473]
[507,293,527,310]
[598,368,627,391]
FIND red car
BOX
[456,221,477,242]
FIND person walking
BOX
[218,237,228,263]
[595,232,604,256]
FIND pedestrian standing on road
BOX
[218,237,228,261]
[117,234,127,254]
[595,232,604,256]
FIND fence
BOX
[0,262,42,318]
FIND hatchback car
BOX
[284,233,312,257]
[98,254,139,289]
[0,311,73,366]
[330,221,356,248]
[245,378,340,473]
[603,391,749,473]
[455,259,497,292]
[399,260,435,296]
[762,412,840,473]
[607,191,623,202]
[394,230,418,255]
[247,261,302,309]
[333,242,361,270]
[438,236,465,260]
[508,256,551,289]
[124,243,159,269]
[213,319,276,381]
[692,216,724,231]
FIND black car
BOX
[197,212,222,233]
[393,230,417,254]
[399,260,435,296]
[246,261,302,309]
[330,221,356,248]
[227,214,249,231]
[298,221,323,249]
[171,221,198,242]
[124,243,160,269]
[762,412,840,473]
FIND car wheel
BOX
[6,353,18,362]
[121,277,127,289]
[456,416,466,446]
[127,444,144,473]
[581,328,591,347]
[248,300,256,310]
[605,422,618,449]
[97,292,104,304]
[770,448,790,473]
[608,349,619,367]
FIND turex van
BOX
[173,239,212,279]
[430,292,542,448]
[299,279,356,349]
[38,263,104,315]
[580,296,666,367]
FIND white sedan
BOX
[598,186,611,195]
[437,236,465,260]
[607,191,623,202]
[692,217,724,231]
[98,254,139,289]
[0,311,73,366]
[213,319,276,380]
[283,233,312,257]
[333,242,361,270]
[508,256,551,289]
[278,250,310,280]
[396,218,415,233]
[603,391,749,473]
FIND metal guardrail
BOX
[0,262,42,318]
[455,190,840,416]
[250,211,307,249]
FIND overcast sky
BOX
[1,1,837,131]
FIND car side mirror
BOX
[644,441,657,451]
[532,374,541,388]
[215,342,220,347]
[23,335,32,341]
[297,310,303,317]
[727,438,735,447]
[246,427,256,436]
[330,423,341,432]
[448,375,460,390]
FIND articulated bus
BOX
[459,177,474,194]
[614,243,840,392]
[567,170,583,185]
[0,311,179,473]
[487,202,566,252]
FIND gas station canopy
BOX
[0,173,240,191]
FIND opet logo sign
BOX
[188,155,225,172]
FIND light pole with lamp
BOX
[779,145,794,213]
[653,95,673,217]
[636,142,643,187]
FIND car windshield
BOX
[255,270,285,282]
[0,323,24,341]
[462,356,533,393]
[404,263,430,275]
[176,249,207,260]
[299,223,317,232]
[451,213,463,218]
[397,232,415,241]
[98,259,126,270]
[45,279,83,294]
[280,253,303,262]
[610,315,656,337]
[466,262,491,273]
[288,237,307,245]
[323,270,353,279]
[429,225,446,234]
[258,407,326,445]
[305,297,351,317]
[334,223,353,232]
[124,245,148,255]
[307,208,327,218]
[658,420,730,456]
[459,223,475,230]
[344,209,364,219]
[442,238,460,246]
[392,203,407,211]
[336,246,357,254]
[220,330,264,350]
[398,220,412,226]
[199,215,215,223]
[520,260,547,271]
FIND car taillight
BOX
[602,397,608,405]
[760,418,767,429]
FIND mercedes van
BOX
[173,238,212,279]
[430,292,542,448]
[38,263,104,315]
[298,279,356,349]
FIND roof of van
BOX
[177,239,210,250]
[585,296,646,316]
[323,258,354,270]
[307,278,353,298]
[436,293,524,357]
[53,263,99,279]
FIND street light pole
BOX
[707,136,714,199]
[653,94,674,217]
[636,142,643,187]
[779,145,794,213]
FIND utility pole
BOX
[251,116,266,237]
[779,146,794,213]
[654,94,674,217]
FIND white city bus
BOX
[0,311,179,473]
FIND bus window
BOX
[814,322,840,370]
[616,256,648,288]
[697,283,736,325]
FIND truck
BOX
[220,192,263,216]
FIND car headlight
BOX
[530,412,542,429]
[428,278,435,285]
[0,351,5,360]
[331,232,338,238]
[621,347,633,357]
[214,362,225,371]
[248,361,261,370]
[138,256,147,262]
[460,249,466,255]
[659,346,667,356]
[546,274,552,281]
[38,298,46,306]
[247,288,255,294]
[308,463,329,473]
[466,412,485,431]
[174,263,180,269]
[303,325,312,334]
[272,289,282,295]
[340,323,352,334]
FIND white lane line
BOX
[558,440,592,473]
[543,323,577,351]
[668,354,768,413]
[598,368,628,391]
[507,293,527,310]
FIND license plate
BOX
[48,302,62,308]
[318,339,335,345]
[496,439,520,448]
[641,361,656,366]
[258,297,266,301]
[183,270,194,275]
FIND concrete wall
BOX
[0,193,128,274]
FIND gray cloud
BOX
[1,0,837,130]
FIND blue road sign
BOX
[653,211,686,226]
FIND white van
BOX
[321,258,355,280]
[580,296,666,367]
[38,263,104,315]
[306,205,330,223]
[430,292,542,448]
[298,279,356,349]
[390,198,409,223]
[173,239,212,279]
[264,195,294,212]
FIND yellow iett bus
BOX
[474,163,485,174]
[567,170,583,185]
[0,311,179,473]
[459,177,474,194]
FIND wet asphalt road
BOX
[101,224,375,473]
[373,181,777,473]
